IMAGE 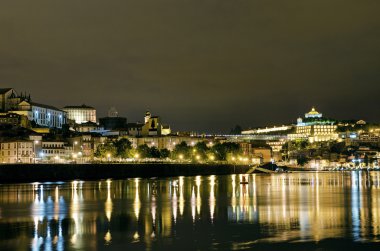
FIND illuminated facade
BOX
[141,110,171,136]
[10,100,66,128]
[304,107,322,118]
[63,104,96,124]
[40,141,69,162]
[0,140,34,163]
[242,125,292,135]
[290,107,338,142]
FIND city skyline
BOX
[1,0,380,132]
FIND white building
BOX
[40,141,70,162]
[10,100,66,128]
[63,104,96,124]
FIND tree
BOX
[330,142,346,154]
[148,146,161,158]
[114,138,132,158]
[94,142,117,159]
[160,148,170,158]
[194,141,209,159]
[297,154,309,166]
[136,144,150,158]
[172,141,191,159]
[211,142,241,161]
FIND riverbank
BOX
[0,163,251,183]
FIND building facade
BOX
[40,141,68,162]
[0,113,31,128]
[0,140,35,163]
[290,107,338,142]
[10,101,66,128]
[62,105,96,124]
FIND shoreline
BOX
[0,163,251,184]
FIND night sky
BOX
[1,0,380,133]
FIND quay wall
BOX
[0,163,251,183]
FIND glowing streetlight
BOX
[179,154,184,160]
[196,155,201,160]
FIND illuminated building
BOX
[62,104,96,124]
[241,125,292,135]
[290,107,338,143]
[0,140,34,163]
[40,141,69,162]
[10,100,66,129]
[75,121,104,133]
[141,110,171,136]
[304,107,322,118]
[1,89,66,128]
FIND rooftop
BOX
[0,88,13,94]
[29,102,64,112]
[63,104,95,109]
[307,107,320,115]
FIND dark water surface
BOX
[1,172,380,250]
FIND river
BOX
[0,172,380,250]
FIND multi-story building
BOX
[75,121,104,133]
[62,104,96,124]
[40,141,68,162]
[0,140,35,163]
[290,107,338,143]
[10,100,66,128]
[0,113,31,128]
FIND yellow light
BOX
[134,153,139,159]
[179,154,184,160]
[196,155,200,160]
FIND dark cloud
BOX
[1,0,380,132]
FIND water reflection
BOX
[0,172,380,250]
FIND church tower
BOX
[144,110,151,124]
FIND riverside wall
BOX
[0,163,251,183]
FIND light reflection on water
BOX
[0,172,380,250]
